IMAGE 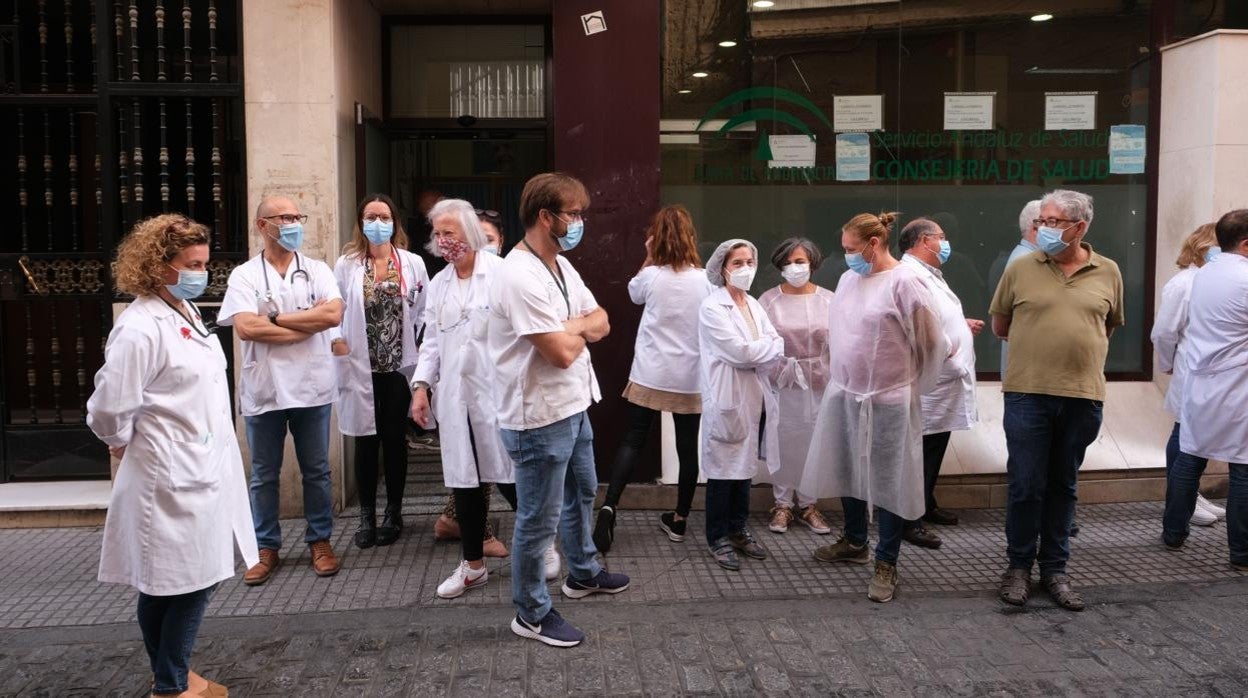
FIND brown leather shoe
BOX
[243,548,279,586]
[482,535,509,558]
[309,540,340,577]
[434,513,461,541]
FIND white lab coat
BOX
[698,287,784,480]
[799,266,948,520]
[87,295,258,596]
[1179,253,1248,464]
[412,253,514,488]
[627,265,714,394]
[902,254,978,434]
[1151,266,1197,418]
[332,249,428,436]
[758,285,834,488]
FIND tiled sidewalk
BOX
[0,500,1240,630]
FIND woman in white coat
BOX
[699,239,784,571]
[333,193,429,548]
[87,214,257,698]
[1156,223,1228,543]
[409,198,520,599]
[758,237,835,536]
[799,212,947,604]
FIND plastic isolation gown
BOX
[799,265,948,520]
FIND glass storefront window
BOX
[661,0,1153,375]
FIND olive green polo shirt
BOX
[990,243,1125,401]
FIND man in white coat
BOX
[489,172,630,648]
[897,219,982,550]
[217,195,345,585]
[1177,208,1248,570]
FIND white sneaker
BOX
[436,561,488,599]
[1190,506,1218,527]
[543,543,561,581]
[1196,494,1226,519]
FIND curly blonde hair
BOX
[113,214,211,296]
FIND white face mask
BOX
[781,262,810,288]
[727,265,756,291]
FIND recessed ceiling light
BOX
[692,71,709,78]
[1031,13,1053,21]
[678,89,692,94]
[753,1,775,8]
[719,40,738,48]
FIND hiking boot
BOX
[797,506,832,534]
[902,524,943,549]
[243,548,279,586]
[729,529,768,560]
[709,537,740,571]
[309,540,340,577]
[868,560,898,603]
[592,506,616,553]
[813,536,869,565]
[659,511,687,541]
[768,505,794,533]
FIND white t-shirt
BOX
[217,252,342,416]
[627,265,712,394]
[488,248,601,431]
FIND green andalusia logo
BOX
[694,86,833,161]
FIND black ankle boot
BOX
[354,507,376,549]
[376,506,404,546]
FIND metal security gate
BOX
[0,1,246,481]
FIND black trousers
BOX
[453,416,518,561]
[922,431,952,515]
[603,403,701,517]
[355,371,411,512]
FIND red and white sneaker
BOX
[437,561,488,599]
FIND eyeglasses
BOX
[362,213,393,223]
[1033,217,1079,228]
[556,210,587,221]
[263,214,309,225]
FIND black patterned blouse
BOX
[363,257,404,373]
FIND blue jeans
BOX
[245,403,334,550]
[137,584,216,694]
[501,412,602,624]
[1003,393,1102,576]
[1162,423,1248,563]
[705,478,751,545]
[842,498,905,564]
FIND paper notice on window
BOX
[1045,92,1097,130]
[835,133,871,181]
[767,134,817,168]
[943,92,995,130]
[834,95,883,132]
[1109,124,1146,174]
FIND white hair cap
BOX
[706,238,758,287]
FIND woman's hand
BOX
[410,387,432,428]
[331,339,349,356]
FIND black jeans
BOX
[603,403,701,517]
[355,371,411,512]
[705,478,751,545]
[453,415,518,561]
[136,584,216,694]
[906,431,952,531]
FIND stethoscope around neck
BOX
[259,251,314,310]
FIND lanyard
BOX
[159,297,213,337]
[366,247,406,297]
[519,239,570,315]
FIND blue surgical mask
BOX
[362,219,394,246]
[845,252,872,276]
[928,238,952,264]
[276,222,304,251]
[1205,246,1221,264]
[1037,226,1069,256]
[165,267,208,300]
[557,218,584,251]
[482,244,500,256]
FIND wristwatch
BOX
[413,380,431,393]
[268,310,279,325]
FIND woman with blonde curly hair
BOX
[799,212,948,603]
[87,214,257,697]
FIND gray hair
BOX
[426,198,488,255]
[898,218,941,252]
[706,238,758,287]
[770,237,824,271]
[1018,199,1041,237]
[1042,189,1094,227]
